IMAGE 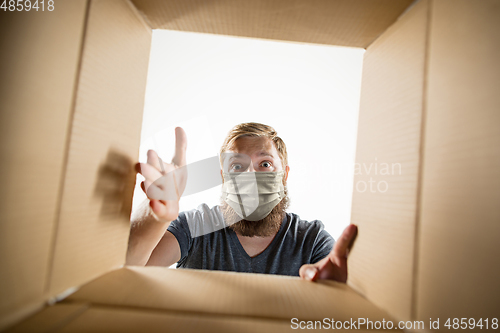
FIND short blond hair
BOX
[220,122,288,168]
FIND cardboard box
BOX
[1,0,498,331]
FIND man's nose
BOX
[246,163,256,172]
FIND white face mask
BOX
[221,171,285,221]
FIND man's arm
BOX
[145,229,181,266]
[126,199,181,266]
[126,127,187,266]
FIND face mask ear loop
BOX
[231,176,247,218]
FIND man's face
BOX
[220,136,290,237]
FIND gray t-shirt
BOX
[167,204,334,276]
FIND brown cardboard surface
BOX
[58,306,292,333]
[131,0,413,48]
[62,306,398,333]
[12,303,387,333]
[416,0,500,321]
[7,266,400,332]
[0,1,87,329]
[348,0,428,322]
[4,0,500,330]
[66,266,396,324]
[6,304,88,333]
[47,0,152,296]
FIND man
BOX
[127,123,357,282]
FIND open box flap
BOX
[65,266,394,323]
[46,0,151,298]
[6,304,89,333]
[9,301,387,333]
[348,0,428,321]
[0,1,88,328]
[9,266,402,331]
[130,0,414,48]
[416,0,500,320]
[0,1,151,330]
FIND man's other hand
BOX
[299,224,358,283]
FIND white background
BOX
[133,29,364,240]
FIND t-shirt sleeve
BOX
[167,212,193,262]
[310,228,335,264]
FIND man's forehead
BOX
[228,152,274,160]
[228,136,278,156]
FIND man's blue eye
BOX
[261,161,272,168]
[231,164,243,171]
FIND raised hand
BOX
[135,127,187,222]
[299,224,358,283]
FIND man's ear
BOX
[220,169,224,183]
[284,165,290,182]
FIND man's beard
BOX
[220,189,290,237]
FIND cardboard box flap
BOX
[416,0,500,320]
[348,0,428,322]
[10,303,383,333]
[130,0,414,48]
[6,304,88,333]
[66,266,394,323]
[11,304,291,333]
[47,0,152,297]
[0,1,88,329]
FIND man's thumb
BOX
[299,264,319,281]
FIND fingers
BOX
[137,150,175,179]
[149,198,179,222]
[171,127,187,167]
[147,150,163,172]
[150,173,180,201]
[145,181,167,201]
[300,256,347,283]
[330,224,358,262]
[134,128,187,218]
[136,162,163,182]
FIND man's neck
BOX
[235,232,278,258]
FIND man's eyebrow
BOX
[224,152,275,161]
[228,153,245,161]
[257,151,275,158]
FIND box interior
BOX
[1,0,499,331]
